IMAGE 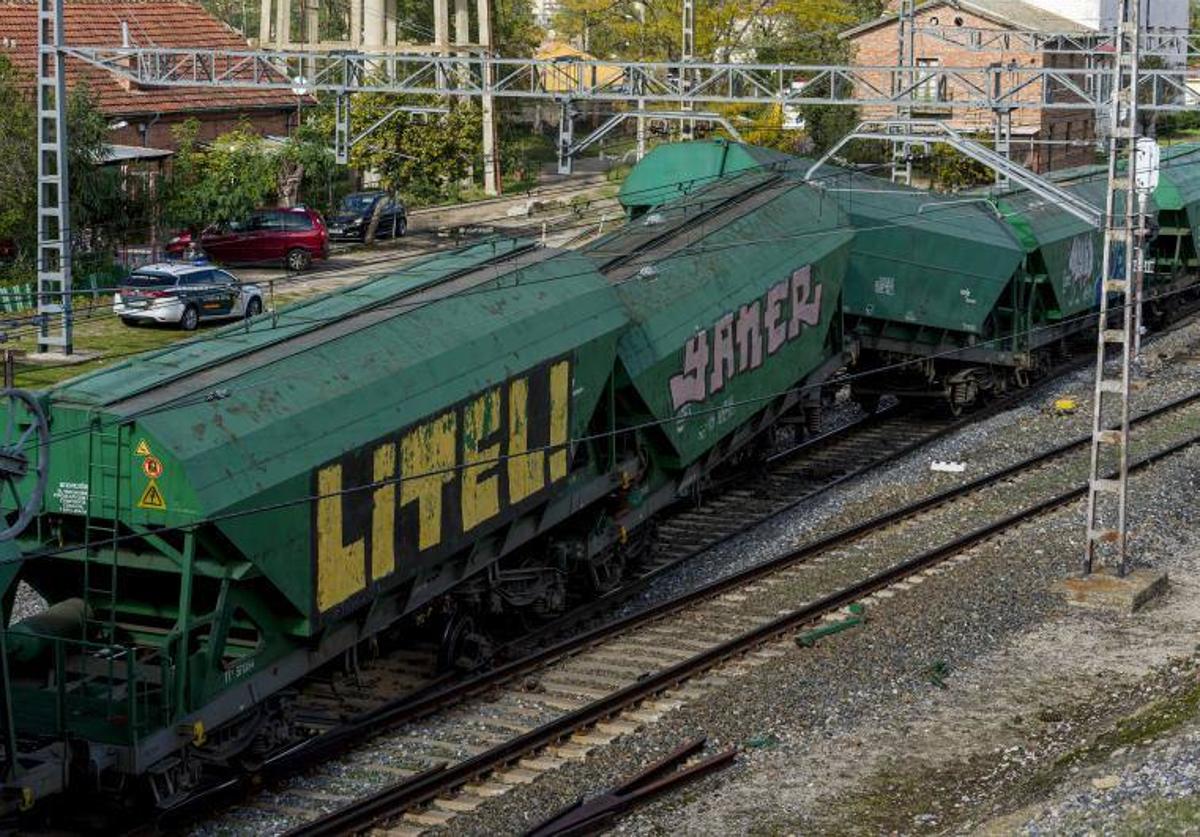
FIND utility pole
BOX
[37,0,72,356]
[1083,0,1143,577]
[891,0,915,184]
[680,0,695,141]
[479,0,501,195]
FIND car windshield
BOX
[340,194,381,213]
[126,272,175,288]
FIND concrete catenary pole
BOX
[479,0,500,194]
[258,0,272,44]
[274,0,290,46]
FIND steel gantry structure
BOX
[53,44,1200,111]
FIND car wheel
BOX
[245,296,263,318]
[120,316,138,327]
[286,248,312,272]
[180,305,200,331]
[397,217,407,237]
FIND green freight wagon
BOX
[812,165,1102,411]
[0,156,855,814]
[618,138,792,217]
[1056,144,1200,323]
[0,239,636,809]
[594,161,852,486]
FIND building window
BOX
[915,57,943,101]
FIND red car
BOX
[166,207,329,271]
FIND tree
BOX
[318,96,483,203]
[553,0,877,63]
[162,120,336,230]
[0,55,36,264]
[929,143,992,191]
[0,55,124,269]
[551,0,880,153]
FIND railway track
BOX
[192,389,1200,836]
[160,355,1097,832]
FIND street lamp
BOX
[291,76,310,132]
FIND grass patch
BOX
[12,300,208,389]
[1056,677,1200,773]
[1115,795,1200,834]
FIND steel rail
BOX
[282,392,1200,836]
[158,350,1092,831]
[149,362,1070,830]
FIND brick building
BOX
[841,0,1100,172]
[0,0,304,152]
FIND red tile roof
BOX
[0,0,301,117]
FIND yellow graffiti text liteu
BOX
[315,359,572,613]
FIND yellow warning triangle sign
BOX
[137,480,167,511]
[134,439,152,456]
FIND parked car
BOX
[113,262,264,330]
[169,207,329,271]
[327,191,407,242]
[163,229,201,259]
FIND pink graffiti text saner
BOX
[669,266,823,412]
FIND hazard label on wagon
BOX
[138,480,167,511]
[134,439,152,456]
[142,455,164,479]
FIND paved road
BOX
[238,177,621,300]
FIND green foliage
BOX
[551,0,879,153]
[0,56,129,272]
[68,83,146,250]
[319,96,483,204]
[164,121,278,229]
[554,0,877,63]
[929,143,992,191]
[1158,110,1200,137]
[0,55,36,262]
[801,104,862,154]
[162,120,336,229]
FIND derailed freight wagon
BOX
[811,166,1102,413]
[617,139,1106,414]
[1056,144,1200,324]
[0,164,854,813]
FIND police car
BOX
[114,262,264,330]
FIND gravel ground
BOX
[11,580,45,622]
[420,321,1200,836]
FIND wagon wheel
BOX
[0,389,49,541]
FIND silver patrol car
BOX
[114,262,264,330]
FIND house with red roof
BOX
[0,0,305,152]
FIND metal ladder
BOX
[82,418,126,643]
[890,0,916,185]
[1083,0,1141,577]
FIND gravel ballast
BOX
[418,323,1200,836]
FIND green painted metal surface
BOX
[1047,145,1200,288]
[598,173,851,466]
[994,189,1100,316]
[32,240,628,624]
[815,167,1026,337]
[618,139,791,213]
